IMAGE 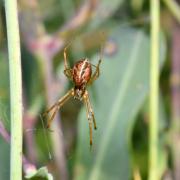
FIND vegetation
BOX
[0,0,180,179]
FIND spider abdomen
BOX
[72,59,92,86]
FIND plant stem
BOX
[5,0,23,180]
[171,23,180,180]
[163,0,180,23]
[149,0,160,180]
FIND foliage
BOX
[1,0,179,179]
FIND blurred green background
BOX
[0,0,180,179]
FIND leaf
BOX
[0,53,10,180]
[88,0,125,29]
[21,49,44,110]
[74,27,166,180]
[0,53,10,123]
[25,166,53,180]
[132,93,168,178]
[0,140,10,180]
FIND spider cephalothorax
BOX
[44,45,102,146]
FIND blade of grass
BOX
[5,0,23,179]
[149,0,160,180]
[163,0,180,23]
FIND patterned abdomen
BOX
[72,59,92,86]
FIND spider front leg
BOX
[83,90,97,146]
[89,36,104,84]
[63,45,73,80]
[88,59,102,85]
[43,88,74,128]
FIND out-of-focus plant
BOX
[1,0,180,179]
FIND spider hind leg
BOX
[83,90,97,146]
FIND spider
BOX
[43,44,102,146]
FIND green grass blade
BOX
[5,0,23,179]
[149,0,160,179]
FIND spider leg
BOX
[89,120,93,147]
[86,91,97,130]
[88,59,102,85]
[83,95,93,146]
[46,106,59,129]
[43,88,74,128]
[64,68,73,80]
[88,33,104,85]
[63,44,70,70]
[83,90,97,146]
[63,44,73,80]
